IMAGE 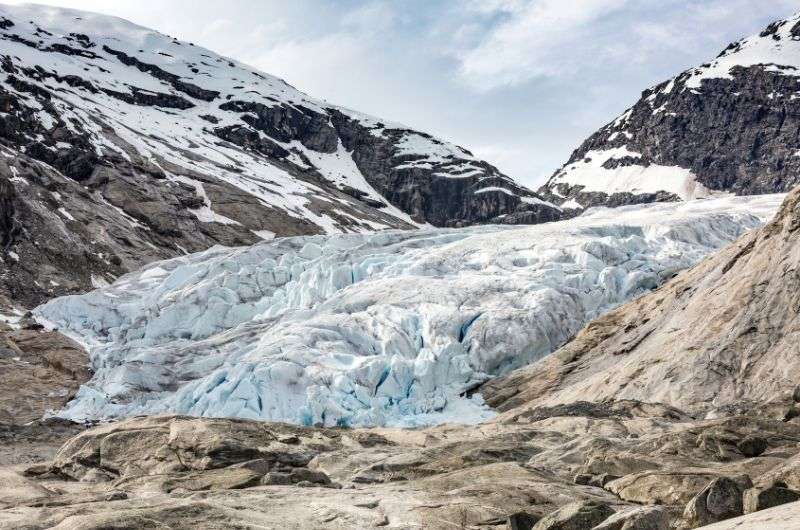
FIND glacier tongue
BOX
[35,195,784,427]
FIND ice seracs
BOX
[35,194,784,427]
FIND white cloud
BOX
[454,0,800,92]
[248,33,372,102]
[457,0,629,90]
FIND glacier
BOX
[34,194,784,427]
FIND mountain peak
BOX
[682,11,800,89]
[0,2,558,305]
[540,9,800,212]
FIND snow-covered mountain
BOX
[35,194,782,427]
[0,3,557,306]
[541,11,800,211]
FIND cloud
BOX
[454,0,800,92]
[249,33,371,99]
[456,0,629,90]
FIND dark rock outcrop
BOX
[541,12,800,208]
[531,500,614,530]
[737,436,768,458]
[683,476,752,527]
[507,512,540,530]
[743,483,800,514]
[329,110,559,226]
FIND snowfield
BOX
[683,12,800,89]
[35,195,784,427]
[549,146,716,202]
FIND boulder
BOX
[573,473,620,488]
[682,476,752,528]
[590,474,621,488]
[288,467,332,485]
[161,467,264,492]
[593,506,670,530]
[262,472,293,486]
[604,471,718,506]
[737,436,768,458]
[743,483,800,514]
[507,512,540,530]
[532,501,614,530]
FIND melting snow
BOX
[551,147,718,200]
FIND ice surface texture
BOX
[35,195,784,427]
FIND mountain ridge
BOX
[540,10,800,211]
[0,2,558,307]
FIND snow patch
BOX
[57,207,75,221]
[685,13,800,89]
[551,147,718,200]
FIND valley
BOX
[2,3,800,530]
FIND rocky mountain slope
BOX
[33,194,780,428]
[0,319,88,425]
[0,3,557,307]
[541,11,800,211]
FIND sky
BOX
[5,0,800,188]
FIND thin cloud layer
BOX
[455,0,800,91]
[458,0,629,90]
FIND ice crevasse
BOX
[35,195,784,427]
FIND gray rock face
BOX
[743,483,800,514]
[683,476,752,528]
[540,13,800,209]
[0,321,90,426]
[532,500,614,530]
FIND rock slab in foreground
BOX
[2,399,800,529]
